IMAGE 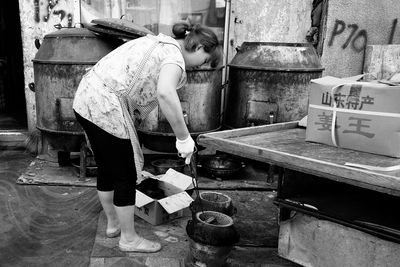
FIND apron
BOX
[97,35,183,179]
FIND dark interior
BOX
[0,0,27,130]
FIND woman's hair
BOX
[172,21,222,68]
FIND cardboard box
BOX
[306,76,400,157]
[135,169,195,225]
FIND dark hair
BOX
[172,21,222,68]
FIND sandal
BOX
[119,237,162,253]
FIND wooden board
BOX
[197,122,400,196]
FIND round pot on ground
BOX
[186,211,240,267]
[190,191,237,216]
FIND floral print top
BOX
[73,33,186,139]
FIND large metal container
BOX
[32,28,119,151]
[138,67,222,152]
[224,42,324,128]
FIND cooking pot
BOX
[138,67,223,152]
[186,211,240,246]
[224,42,323,128]
[31,27,120,151]
[198,155,245,179]
[190,191,237,216]
[151,158,185,174]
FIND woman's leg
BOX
[75,112,121,237]
[112,150,161,252]
[97,191,120,236]
[74,112,160,252]
[114,205,137,241]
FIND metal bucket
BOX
[138,67,222,152]
[224,42,324,128]
[32,27,120,151]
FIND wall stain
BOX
[328,18,398,53]
[34,0,73,27]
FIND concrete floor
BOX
[0,150,101,266]
[0,149,299,267]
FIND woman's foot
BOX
[106,219,120,238]
[119,236,162,253]
[106,227,121,238]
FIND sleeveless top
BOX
[73,34,186,178]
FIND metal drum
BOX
[138,67,222,152]
[224,42,324,128]
[32,27,120,151]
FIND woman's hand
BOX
[176,135,195,164]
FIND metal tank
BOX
[138,67,222,152]
[32,27,120,151]
[224,42,324,128]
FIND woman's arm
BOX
[157,63,189,140]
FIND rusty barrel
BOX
[224,42,324,128]
[138,67,222,152]
[32,28,120,151]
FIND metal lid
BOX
[228,42,324,72]
[43,27,98,38]
[85,23,138,40]
[33,28,120,64]
[91,18,154,37]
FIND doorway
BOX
[0,1,27,130]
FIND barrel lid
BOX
[43,27,98,38]
[33,27,120,64]
[91,18,154,37]
[228,42,324,72]
[85,23,139,40]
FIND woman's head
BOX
[172,22,222,69]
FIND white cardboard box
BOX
[135,169,195,225]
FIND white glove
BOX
[176,135,195,164]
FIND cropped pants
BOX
[75,111,137,207]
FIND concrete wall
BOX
[320,0,400,78]
[18,0,313,132]
[228,0,313,62]
[18,0,77,131]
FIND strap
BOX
[121,38,162,179]
[329,83,357,146]
[126,39,161,95]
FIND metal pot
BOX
[151,158,185,174]
[32,27,120,151]
[186,211,240,246]
[190,191,237,216]
[138,67,223,152]
[199,155,245,179]
[224,42,324,128]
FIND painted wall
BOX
[228,0,313,62]
[320,0,400,78]
[18,0,76,131]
